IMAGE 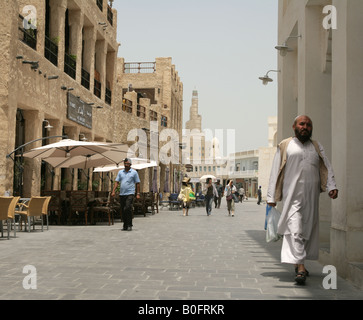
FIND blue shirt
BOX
[115,168,140,196]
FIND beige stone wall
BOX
[1,0,125,196]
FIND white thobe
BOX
[267,138,337,264]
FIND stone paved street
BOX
[0,199,362,300]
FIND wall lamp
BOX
[44,120,53,130]
[79,134,88,141]
[259,70,281,86]
[275,35,302,56]
[61,86,74,91]
[48,75,59,80]
[22,60,39,65]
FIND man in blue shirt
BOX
[111,158,141,231]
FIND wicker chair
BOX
[15,196,49,232]
[0,197,20,239]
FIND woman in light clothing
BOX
[178,177,193,216]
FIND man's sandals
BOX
[295,267,309,285]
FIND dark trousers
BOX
[214,195,221,208]
[205,195,213,215]
[120,195,134,229]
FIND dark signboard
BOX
[67,93,92,129]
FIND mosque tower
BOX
[185,90,202,131]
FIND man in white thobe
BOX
[267,115,338,284]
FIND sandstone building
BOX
[1,0,183,198]
[116,57,184,194]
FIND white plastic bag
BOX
[266,206,282,243]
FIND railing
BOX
[81,68,90,90]
[228,170,259,178]
[18,15,37,50]
[64,53,76,79]
[150,111,158,121]
[94,79,101,98]
[105,87,112,105]
[107,5,113,26]
[122,99,133,113]
[124,62,156,74]
[137,105,146,119]
[44,35,58,66]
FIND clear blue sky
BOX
[113,0,279,152]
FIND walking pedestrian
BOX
[203,177,218,216]
[267,115,338,284]
[214,180,223,208]
[257,186,262,205]
[239,186,245,202]
[111,158,141,231]
[178,176,193,216]
[225,180,237,217]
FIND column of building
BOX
[49,0,67,70]
[0,0,19,195]
[68,9,84,83]
[331,0,363,279]
[300,4,334,247]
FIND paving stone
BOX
[0,199,362,300]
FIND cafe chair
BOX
[133,193,146,217]
[144,192,158,215]
[169,193,182,211]
[159,193,170,210]
[68,191,89,225]
[0,196,20,240]
[90,193,114,226]
[42,190,64,225]
[15,196,48,232]
[42,196,52,230]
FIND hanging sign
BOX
[67,93,92,129]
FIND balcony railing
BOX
[124,62,156,74]
[122,99,133,113]
[18,15,37,50]
[81,68,90,90]
[228,170,259,179]
[94,79,101,98]
[64,53,76,79]
[137,105,146,119]
[44,35,58,66]
[150,111,158,121]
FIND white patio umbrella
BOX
[200,174,218,182]
[22,139,129,169]
[93,161,158,173]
